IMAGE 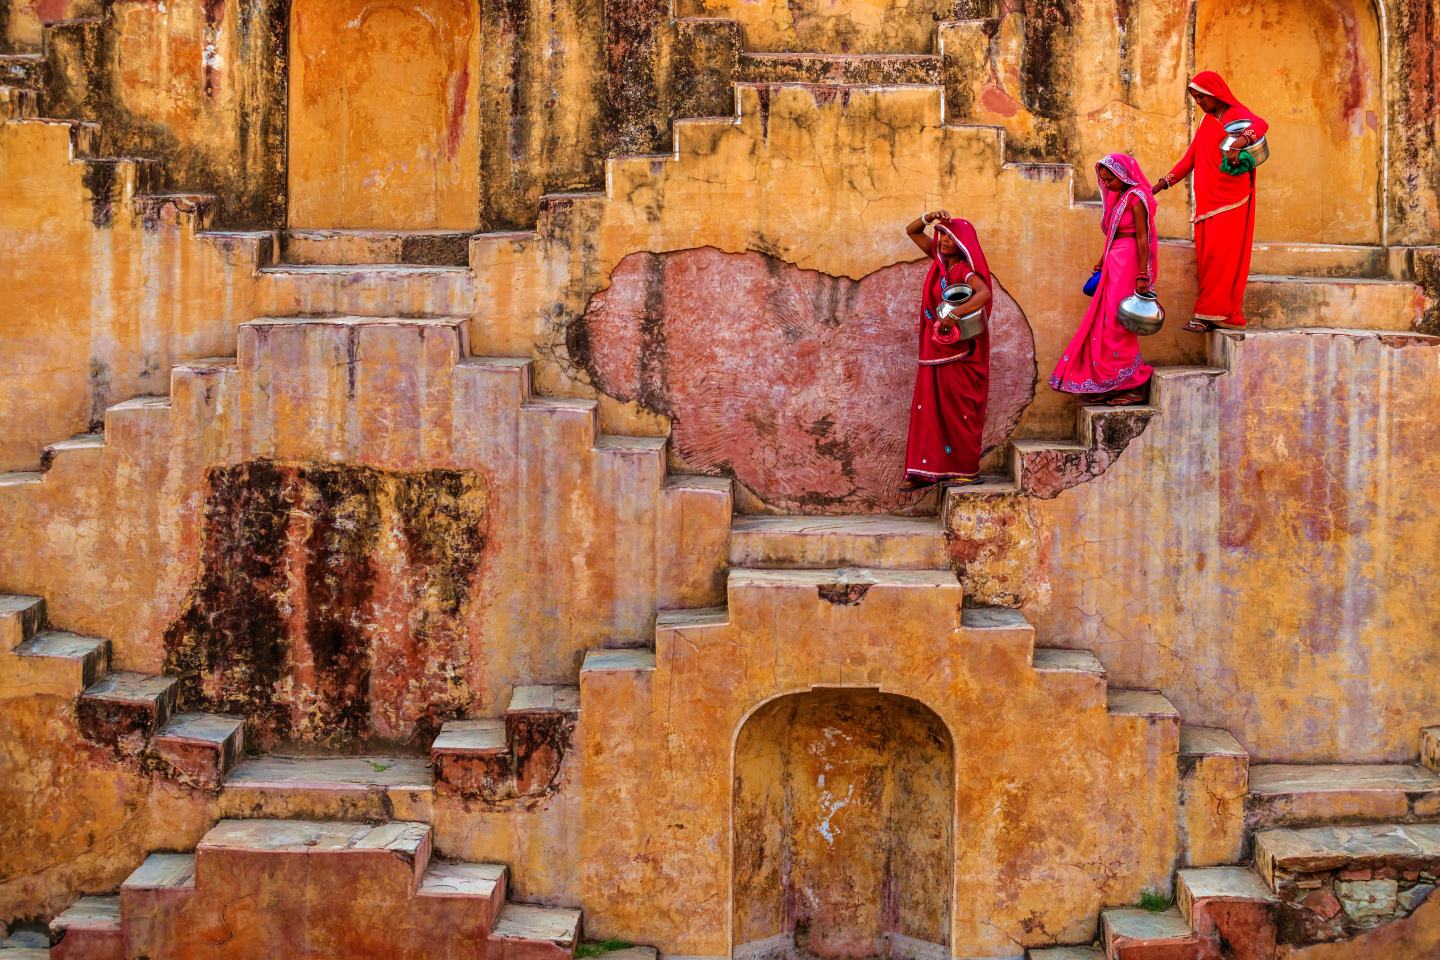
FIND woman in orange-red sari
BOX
[898,210,993,490]
[1155,71,1268,332]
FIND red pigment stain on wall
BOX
[578,247,1036,513]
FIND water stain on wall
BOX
[162,460,489,751]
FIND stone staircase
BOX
[0,594,584,816]
[40,818,588,960]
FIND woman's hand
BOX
[1092,261,1102,274]
[936,320,955,337]
[1135,275,1153,295]
[1224,148,1241,165]
[1154,178,1170,193]
[925,209,950,224]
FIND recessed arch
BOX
[732,688,954,960]
[287,0,481,229]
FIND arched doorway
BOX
[732,689,953,960]
[1195,0,1383,243]
[287,0,481,229]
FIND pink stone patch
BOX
[577,247,1036,513]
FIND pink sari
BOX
[1050,153,1155,395]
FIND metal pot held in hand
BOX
[1220,119,1270,167]
[1117,290,1165,336]
[936,283,986,341]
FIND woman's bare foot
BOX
[1105,389,1147,406]
[897,477,937,492]
[1183,318,1215,333]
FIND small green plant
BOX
[1137,891,1171,912]
[575,940,633,958]
[368,760,394,773]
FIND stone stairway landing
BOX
[281,229,473,267]
[1247,762,1440,830]
[220,754,435,821]
[737,52,941,85]
[728,514,948,569]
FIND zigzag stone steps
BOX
[255,264,475,317]
[728,514,948,569]
[1244,274,1424,331]
[432,684,581,801]
[151,713,246,790]
[106,818,523,957]
[77,671,178,752]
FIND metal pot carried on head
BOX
[1220,119,1270,167]
[1117,290,1165,336]
[936,283,986,341]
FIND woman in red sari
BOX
[1155,71,1269,332]
[1050,153,1156,405]
[899,210,993,490]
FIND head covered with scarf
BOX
[1096,153,1159,283]
[1187,70,1242,107]
[924,217,994,321]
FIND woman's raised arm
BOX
[906,209,949,256]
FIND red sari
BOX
[903,219,991,480]
[1166,71,1269,328]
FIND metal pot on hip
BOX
[1116,290,1165,336]
[936,283,986,341]
[1220,119,1270,167]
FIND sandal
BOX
[1105,390,1146,406]
[946,475,984,486]
[897,477,937,492]
[1183,319,1215,333]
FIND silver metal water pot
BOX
[1220,119,1270,167]
[936,283,985,341]
[1116,290,1165,336]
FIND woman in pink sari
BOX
[1154,71,1268,331]
[899,210,994,490]
[1050,153,1156,405]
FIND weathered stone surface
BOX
[489,903,583,960]
[578,247,1035,513]
[729,515,948,568]
[219,755,434,822]
[579,569,1179,957]
[1178,727,1248,867]
[150,712,246,790]
[1247,763,1440,829]
[948,329,1440,761]
[49,895,120,960]
[1335,878,1398,920]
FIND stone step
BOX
[0,594,45,648]
[0,54,46,89]
[0,84,40,121]
[282,229,473,267]
[416,861,509,926]
[152,713,246,789]
[12,629,110,688]
[728,515,948,569]
[0,471,43,488]
[737,52,942,86]
[11,117,101,159]
[580,648,657,674]
[77,671,179,750]
[1106,689,1181,722]
[220,754,434,821]
[488,903,582,960]
[133,192,219,232]
[1031,647,1107,710]
[1177,726,1248,867]
[1100,907,1197,959]
[1248,241,1389,278]
[1176,866,1277,925]
[48,896,119,956]
[1244,274,1424,331]
[257,263,475,317]
[0,927,50,958]
[198,818,433,889]
[39,433,103,472]
[1032,647,1104,677]
[1246,763,1440,829]
[1254,822,1440,891]
[726,567,962,619]
[1028,948,1105,960]
[1424,726,1440,775]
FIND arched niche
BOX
[287,0,481,229]
[732,689,954,960]
[1195,0,1384,243]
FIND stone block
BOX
[1177,726,1248,867]
[1336,878,1398,920]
